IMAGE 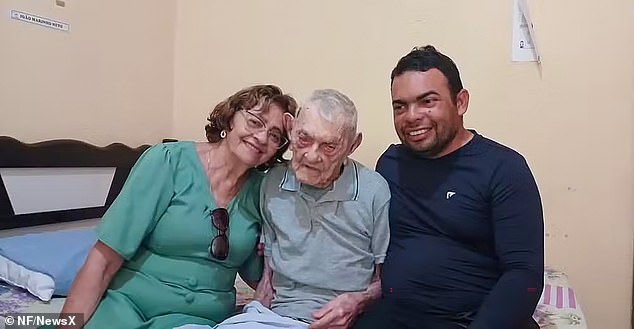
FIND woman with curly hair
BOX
[59,85,297,328]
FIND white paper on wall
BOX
[512,0,539,62]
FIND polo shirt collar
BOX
[279,159,359,202]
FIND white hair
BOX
[300,89,358,137]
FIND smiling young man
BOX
[354,46,544,329]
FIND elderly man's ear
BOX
[283,112,295,134]
[348,132,362,156]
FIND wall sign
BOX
[10,10,70,32]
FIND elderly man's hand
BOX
[253,275,275,308]
[309,292,364,329]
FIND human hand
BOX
[309,292,363,329]
[253,272,275,308]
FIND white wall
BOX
[0,0,176,147]
[172,1,634,328]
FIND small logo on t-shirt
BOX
[446,191,456,199]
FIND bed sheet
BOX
[0,281,65,328]
[533,267,588,329]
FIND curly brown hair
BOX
[205,85,297,169]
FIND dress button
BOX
[185,293,195,303]
[187,277,197,287]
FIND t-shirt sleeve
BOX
[371,177,391,264]
[470,154,544,329]
[96,143,175,261]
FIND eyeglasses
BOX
[210,208,229,260]
[240,110,288,149]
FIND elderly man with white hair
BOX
[178,89,390,329]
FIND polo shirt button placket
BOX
[309,203,320,228]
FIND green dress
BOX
[86,141,263,329]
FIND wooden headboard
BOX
[0,136,150,230]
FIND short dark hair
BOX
[205,84,297,170]
[390,45,464,103]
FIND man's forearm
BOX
[253,256,275,307]
[262,256,273,275]
[357,265,382,311]
[469,268,543,329]
[358,278,381,309]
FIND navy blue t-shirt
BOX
[376,132,544,329]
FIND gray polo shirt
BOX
[260,159,390,322]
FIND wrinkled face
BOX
[289,108,352,188]
[391,69,467,158]
[225,103,286,167]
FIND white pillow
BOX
[0,254,55,301]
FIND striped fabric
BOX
[539,283,577,309]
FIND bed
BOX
[0,136,588,328]
[0,136,150,322]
